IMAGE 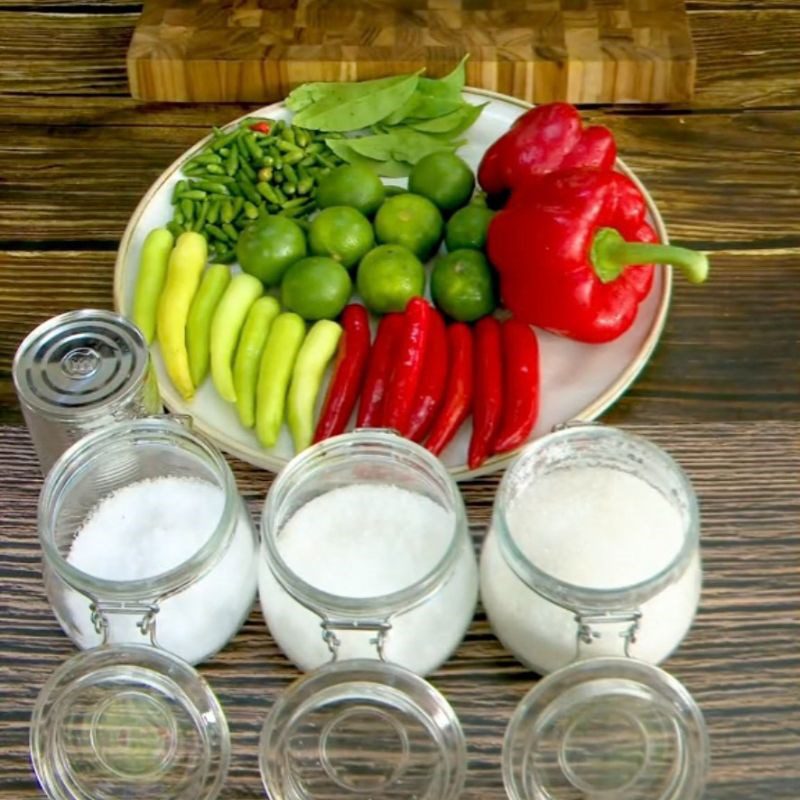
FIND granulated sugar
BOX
[481,466,701,674]
[62,476,256,665]
[259,483,478,675]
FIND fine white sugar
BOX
[480,464,701,674]
[278,483,454,597]
[63,476,257,665]
[507,466,684,589]
[68,476,223,580]
[259,483,479,675]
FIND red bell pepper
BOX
[356,312,403,427]
[493,319,540,454]
[426,323,473,457]
[468,316,503,470]
[478,103,616,197]
[487,168,709,344]
[383,297,433,435]
[314,304,371,443]
[406,308,448,443]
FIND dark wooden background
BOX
[0,2,799,798]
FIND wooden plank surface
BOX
[0,422,797,798]
[1,8,799,108]
[127,0,696,105]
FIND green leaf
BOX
[292,72,421,132]
[287,73,418,113]
[407,101,487,136]
[324,138,411,178]
[346,129,462,165]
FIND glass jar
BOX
[39,417,259,666]
[482,425,709,799]
[30,644,229,800]
[256,430,477,800]
[259,429,478,676]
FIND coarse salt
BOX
[481,466,701,674]
[61,476,257,665]
[259,483,478,675]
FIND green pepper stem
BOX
[591,227,709,285]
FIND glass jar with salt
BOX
[481,425,709,800]
[31,417,258,800]
[256,429,478,800]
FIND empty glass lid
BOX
[30,644,229,800]
[503,657,708,800]
[259,659,466,800]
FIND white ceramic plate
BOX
[114,88,671,481]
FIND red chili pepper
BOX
[356,312,404,428]
[250,121,271,134]
[468,316,503,470]
[426,323,473,457]
[477,103,616,197]
[383,297,433,436]
[313,304,371,443]
[493,319,540,455]
[406,308,448,443]
[487,168,709,343]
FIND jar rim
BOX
[261,430,468,619]
[493,425,700,612]
[38,417,240,601]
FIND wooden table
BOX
[0,2,798,798]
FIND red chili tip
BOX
[250,122,271,134]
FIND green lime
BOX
[308,206,375,269]
[408,152,475,215]
[430,249,496,322]
[445,203,495,251]
[357,245,425,314]
[236,216,307,286]
[316,164,386,217]
[374,193,443,261]
[281,256,353,321]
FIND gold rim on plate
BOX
[114,87,671,481]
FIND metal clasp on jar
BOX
[574,609,642,659]
[320,618,393,662]
[90,599,160,645]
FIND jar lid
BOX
[13,309,149,418]
[259,659,466,800]
[503,657,708,800]
[31,645,229,800]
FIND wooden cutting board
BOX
[127,0,696,105]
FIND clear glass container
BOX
[31,644,229,800]
[257,430,477,800]
[259,429,478,676]
[481,425,708,800]
[39,417,259,666]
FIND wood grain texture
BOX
[1,109,798,247]
[1,248,798,427]
[0,422,797,798]
[1,7,798,108]
[126,0,696,105]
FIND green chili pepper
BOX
[244,133,263,162]
[256,312,306,448]
[233,296,281,428]
[193,180,229,196]
[131,227,174,344]
[221,199,235,224]
[243,201,259,220]
[225,147,239,177]
[282,163,298,184]
[206,199,221,225]
[238,158,257,181]
[172,180,188,203]
[180,198,195,221]
[286,320,342,452]
[206,224,229,243]
[186,264,231,387]
[257,181,281,205]
[156,232,208,399]
[210,273,264,403]
[222,222,239,242]
[205,164,225,175]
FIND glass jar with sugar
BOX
[31,417,256,799]
[256,429,478,800]
[481,425,709,800]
